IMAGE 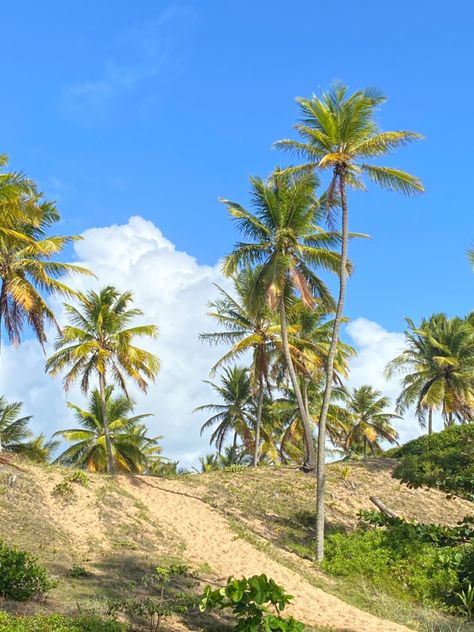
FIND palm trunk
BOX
[0,280,5,357]
[98,371,115,474]
[253,375,264,466]
[316,170,349,562]
[363,436,367,459]
[428,408,433,435]
[303,380,312,466]
[279,299,315,469]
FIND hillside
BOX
[1,459,473,631]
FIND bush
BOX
[322,516,474,612]
[389,425,474,501]
[0,540,55,600]
[0,612,126,631]
[199,574,305,631]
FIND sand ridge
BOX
[121,475,413,632]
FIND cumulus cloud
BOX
[345,317,444,443]
[1,216,231,467]
[1,222,436,467]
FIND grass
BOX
[187,464,474,632]
[1,459,473,630]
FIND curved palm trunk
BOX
[316,171,349,562]
[428,408,433,435]
[253,374,264,466]
[98,371,115,474]
[279,299,315,469]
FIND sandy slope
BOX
[120,475,412,632]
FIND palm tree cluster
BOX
[197,83,423,558]
[0,156,162,474]
[386,312,474,433]
[1,83,436,563]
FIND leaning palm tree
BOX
[196,365,254,456]
[337,385,400,457]
[54,387,159,473]
[222,171,343,469]
[201,267,280,466]
[46,286,160,474]
[0,192,92,350]
[386,313,474,431]
[275,83,424,560]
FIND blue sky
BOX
[1,0,472,331]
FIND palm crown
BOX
[46,286,160,395]
[386,313,474,428]
[275,83,424,201]
[222,171,343,309]
[0,183,92,347]
[54,387,159,473]
[338,385,400,456]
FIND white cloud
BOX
[1,230,440,468]
[345,317,444,443]
[1,216,231,467]
[62,5,197,121]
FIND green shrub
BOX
[389,425,474,501]
[322,518,474,611]
[64,471,89,487]
[107,562,195,630]
[199,574,305,631]
[0,612,127,631]
[67,565,89,578]
[0,540,55,601]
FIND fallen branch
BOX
[369,495,399,519]
[0,455,27,472]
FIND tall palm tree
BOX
[0,187,92,350]
[196,365,254,455]
[275,83,424,560]
[386,314,474,431]
[201,267,280,466]
[54,387,159,473]
[337,385,400,457]
[46,286,160,474]
[222,171,342,470]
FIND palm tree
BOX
[46,286,160,474]
[222,171,342,470]
[386,314,474,431]
[337,385,400,457]
[18,434,59,463]
[196,365,254,456]
[0,154,43,240]
[468,247,474,270]
[201,267,280,466]
[273,384,350,463]
[54,387,159,473]
[0,396,33,454]
[0,187,92,350]
[275,83,424,560]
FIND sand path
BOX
[122,476,412,632]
